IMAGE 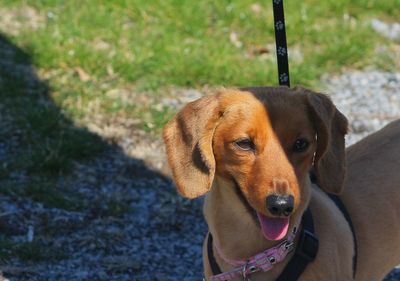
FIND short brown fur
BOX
[163,86,400,281]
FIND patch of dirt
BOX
[83,114,169,175]
[0,6,46,36]
[80,87,205,176]
[375,44,400,70]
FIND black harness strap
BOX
[272,0,290,87]
[275,208,318,281]
[207,232,222,278]
[207,208,319,281]
[310,171,358,279]
[328,194,358,279]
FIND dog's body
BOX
[163,87,400,281]
[344,120,400,281]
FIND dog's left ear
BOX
[163,94,222,199]
[299,87,348,194]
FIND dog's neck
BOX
[203,176,308,278]
[204,176,270,259]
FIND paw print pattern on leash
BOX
[277,46,286,56]
[273,0,290,86]
[275,21,284,31]
[280,73,288,83]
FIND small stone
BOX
[371,19,400,41]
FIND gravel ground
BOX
[323,71,400,146]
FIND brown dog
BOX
[163,86,400,281]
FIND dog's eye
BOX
[293,138,309,153]
[235,139,255,151]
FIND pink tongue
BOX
[257,212,289,241]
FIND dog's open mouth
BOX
[232,179,290,241]
[257,212,289,241]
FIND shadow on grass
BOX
[0,36,104,180]
[0,32,169,206]
[0,34,191,280]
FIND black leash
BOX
[272,0,290,87]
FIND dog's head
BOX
[163,87,347,240]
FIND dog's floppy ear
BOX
[299,87,348,194]
[163,94,221,199]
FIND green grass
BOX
[4,1,399,81]
[1,0,399,132]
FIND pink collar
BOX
[207,227,298,281]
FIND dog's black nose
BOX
[266,194,294,217]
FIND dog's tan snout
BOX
[266,194,294,217]
[272,178,291,194]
